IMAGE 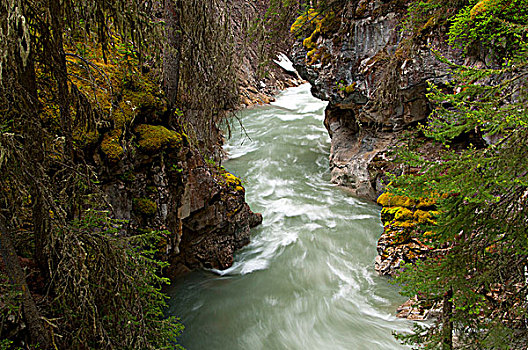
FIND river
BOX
[166,84,411,349]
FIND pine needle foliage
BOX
[0,0,185,348]
[391,1,528,348]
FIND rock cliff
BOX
[231,0,304,107]
[291,0,460,200]
[98,122,262,278]
[68,28,269,278]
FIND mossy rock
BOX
[381,206,411,222]
[101,129,123,163]
[413,210,435,225]
[377,192,416,208]
[73,129,100,149]
[303,34,318,50]
[416,196,437,209]
[221,171,244,192]
[307,48,317,59]
[392,221,416,229]
[290,8,320,34]
[135,124,183,153]
[133,198,157,216]
[394,207,414,221]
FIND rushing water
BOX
[166,84,411,349]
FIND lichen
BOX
[135,124,183,153]
[133,198,157,216]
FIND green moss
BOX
[392,221,416,228]
[413,210,435,225]
[73,129,100,149]
[381,206,401,222]
[290,9,320,34]
[395,207,414,221]
[133,198,157,216]
[101,129,123,163]
[135,124,183,152]
[416,196,437,209]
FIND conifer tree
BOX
[393,1,528,348]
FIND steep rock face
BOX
[291,0,460,200]
[98,126,261,278]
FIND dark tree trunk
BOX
[442,288,453,350]
[163,0,182,109]
[49,0,74,162]
[0,216,51,348]
[32,192,50,278]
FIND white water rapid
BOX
[166,84,412,349]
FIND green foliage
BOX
[50,211,184,349]
[392,3,528,347]
[448,0,528,59]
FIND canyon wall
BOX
[291,0,461,200]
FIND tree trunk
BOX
[49,0,74,162]
[442,288,453,350]
[0,216,51,348]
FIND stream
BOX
[166,83,411,349]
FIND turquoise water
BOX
[166,84,411,349]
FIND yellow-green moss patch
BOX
[135,124,182,152]
[377,192,416,208]
[101,129,123,162]
[413,210,435,225]
[290,9,320,33]
[73,129,100,149]
[133,198,157,216]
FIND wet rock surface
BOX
[291,0,461,199]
